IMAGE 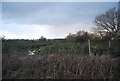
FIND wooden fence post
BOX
[109,40,111,48]
[108,40,111,55]
[88,40,92,55]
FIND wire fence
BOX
[38,40,120,56]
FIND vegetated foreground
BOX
[3,51,119,79]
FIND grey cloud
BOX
[2,2,117,26]
[1,2,117,39]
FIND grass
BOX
[37,43,109,55]
[2,50,119,79]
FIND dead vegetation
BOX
[2,51,119,79]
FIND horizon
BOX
[0,2,118,39]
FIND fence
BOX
[38,40,120,56]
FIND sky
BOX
[0,2,118,39]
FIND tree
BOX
[76,31,90,42]
[39,36,47,42]
[94,8,120,39]
[66,33,76,43]
[0,35,5,40]
[66,31,91,43]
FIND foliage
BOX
[38,43,112,56]
[38,43,82,54]
[66,31,92,43]
[3,52,119,79]
[2,39,66,53]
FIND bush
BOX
[2,52,119,79]
[38,44,83,54]
[91,46,107,56]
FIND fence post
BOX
[88,40,91,55]
[109,40,111,48]
[108,40,111,55]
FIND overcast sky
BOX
[0,2,118,39]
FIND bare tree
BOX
[95,8,120,39]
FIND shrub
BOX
[2,52,119,79]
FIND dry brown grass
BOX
[2,51,119,79]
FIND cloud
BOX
[1,2,117,39]
[1,23,52,39]
[0,21,94,39]
[2,2,117,25]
